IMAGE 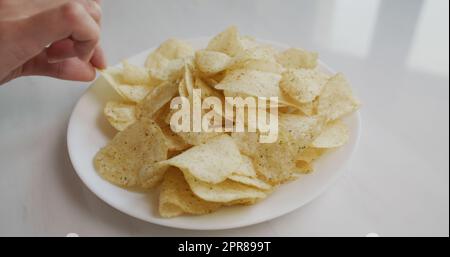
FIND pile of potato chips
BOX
[94,26,360,217]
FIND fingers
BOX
[21,51,96,81]
[37,1,106,69]
[73,0,102,25]
[65,3,100,62]
[46,39,76,63]
[6,0,107,82]
[15,1,100,63]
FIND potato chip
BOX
[277,91,317,114]
[232,45,277,64]
[114,84,153,103]
[279,114,325,155]
[144,39,194,82]
[159,169,221,217]
[280,69,329,103]
[194,77,223,99]
[232,131,296,184]
[250,139,297,184]
[276,48,318,69]
[232,154,257,177]
[101,69,153,103]
[178,78,189,98]
[195,50,232,74]
[176,131,223,146]
[99,69,131,97]
[203,77,219,88]
[230,59,284,74]
[162,135,242,183]
[295,160,314,174]
[215,69,282,98]
[297,101,316,116]
[297,147,326,163]
[239,36,260,50]
[183,64,195,98]
[233,114,323,184]
[317,73,360,121]
[147,55,186,82]
[231,132,260,156]
[94,118,168,187]
[138,81,178,118]
[104,101,137,131]
[311,120,349,148]
[139,162,169,189]
[158,122,190,151]
[183,172,267,202]
[228,175,272,190]
[121,61,152,85]
[149,38,195,60]
[207,26,243,57]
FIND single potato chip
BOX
[311,120,349,148]
[139,162,169,189]
[147,54,186,82]
[295,160,314,174]
[232,45,277,64]
[228,175,272,190]
[176,131,223,146]
[231,131,296,184]
[162,135,243,183]
[231,132,260,157]
[121,61,152,85]
[138,81,178,118]
[144,39,194,82]
[114,84,153,103]
[100,68,122,92]
[195,50,232,74]
[104,101,137,131]
[101,68,153,103]
[183,172,267,202]
[251,138,297,184]
[230,59,284,74]
[297,147,326,163]
[94,118,168,187]
[159,169,221,217]
[207,26,243,57]
[276,48,318,69]
[232,155,257,177]
[280,69,329,103]
[215,69,282,98]
[194,77,223,99]
[279,114,325,155]
[178,78,189,98]
[317,73,360,121]
[234,114,324,184]
[158,122,190,151]
[239,36,260,50]
[184,64,195,98]
[149,38,195,61]
[297,101,317,116]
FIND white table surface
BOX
[0,0,448,237]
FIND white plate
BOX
[67,38,361,230]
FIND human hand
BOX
[0,0,106,85]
